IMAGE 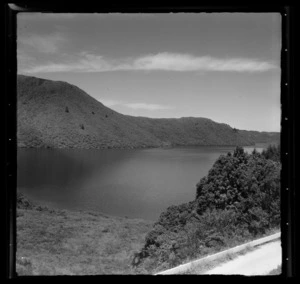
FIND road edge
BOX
[155,232,281,275]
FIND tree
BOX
[136,146,281,272]
[262,144,280,162]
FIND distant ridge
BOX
[17,75,280,149]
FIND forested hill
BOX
[17,75,279,149]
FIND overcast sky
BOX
[17,13,281,132]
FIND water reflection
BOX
[17,146,264,220]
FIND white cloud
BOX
[99,99,123,107]
[123,103,173,110]
[99,98,173,111]
[18,32,66,54]
[132,53,277,72]
[19,51,278,74]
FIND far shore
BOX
[16,142,277,151]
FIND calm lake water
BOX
[17,146,263,220]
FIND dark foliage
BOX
[17,192,35,210]
[261,144,280,162]
[17,192,50,213]
[134,146,281,273]
[196,146,280,231]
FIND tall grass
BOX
[16,197,153,275]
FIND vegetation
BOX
[17,74,280,149]
[261,144,280,162]
[134,146,281,274]
[16,145,281,275]
[16,74,281,274]
[16,146,281,275]
[184,244,257,274]
[16,192,153,275]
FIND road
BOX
[203,240,282,275]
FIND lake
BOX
[17,146,263,220]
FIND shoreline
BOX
[17,193,154,275]
[16,142,276,151]
[17,191,153,223]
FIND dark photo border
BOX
[4,3,296,279]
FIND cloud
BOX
[17,12,78,20]
[17,50,39,73]
[19,51,278,74]
[123,103,173,110]
[99,98,173,111]
[99,99,123,107]
[132,53,277,72]
[18,32,66,54]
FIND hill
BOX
[17,75,280,149]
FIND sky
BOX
[17,13,281,132]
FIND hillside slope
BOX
[17,75,279,149]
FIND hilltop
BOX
[17,75,279,149]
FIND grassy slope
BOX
[17,75,279,149]
[16,197,153,275]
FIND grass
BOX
[16,203,154,275]
[147,226,280,275]
[161,238,281,275]
[151,227,281,275]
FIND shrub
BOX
[17,192,35,209]
[136,146,281,272]
[261,144,280,162]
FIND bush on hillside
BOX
[17,192,50,212]
[134,146,281,273]
[17,192,35,210]
[261,144,280,162]
[196,146,280,231]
